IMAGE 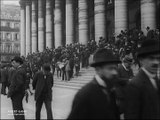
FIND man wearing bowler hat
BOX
[68,48,121,119]
[124,39,160,119]
[7,56,27,120]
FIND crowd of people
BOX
[23,27,159,80]
[0,27,159,119]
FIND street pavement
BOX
[0,87,78,119]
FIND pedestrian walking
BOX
[74,56,80,76]
[65,58,71,81]
[68,48,121,119]
[8,60,16,88]
[124,39,160,119]
[32,63,53,120]
[0,65,2,94]
[7,56,27,120]
[1,64,9,95]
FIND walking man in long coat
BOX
[32,63,53,120]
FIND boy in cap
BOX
[118,56,134,81]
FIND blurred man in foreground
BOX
[124,40,160,119]
[68,48,121,119]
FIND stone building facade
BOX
[0,4,20,62]
[19,0,160,57]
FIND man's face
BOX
[141,54,160,74]
[11,61,14,67]
[98,64,118,80]
[124,62,132,69]
[12,61,19,68]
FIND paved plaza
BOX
[0,87,78,119]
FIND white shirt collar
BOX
[142,67,158,90]
[95,74,107,88]
[142,67,156,79]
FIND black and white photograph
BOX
[0,0,160,119]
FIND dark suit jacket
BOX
[1,68,8,84]
[8,66,27,98]
[8,67,16,86]
[118,64,134,80]
[32,71,53,101]
[68,78,120,119]
[124,69,160,119]
[0,69,2,83]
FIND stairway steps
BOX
[54,67,95,89]
[54,84,80,90]
[55,79,91,84]
[54,81,85,88]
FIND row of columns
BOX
[20,0,157,56]
[115,0,156,35]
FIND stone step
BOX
[54,77,93,82]
[54,74,94,80]
[67,80,91,84]
[54,84,81,90]
[53,67,95,90]
[54,81,85,89]
[55,79,91,84]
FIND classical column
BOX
[141,0,156,35]
[38,0,45,52]
[115,0,128,35]
[78,0,88,45]
[12,44,14,53]
[12,33,14,41]
[54,0,62,48]
[66,0,74,45]
[31,0,38,53]
[46,0,53,49]
[94,0,106,42]
[26,0,32,55]
[54,0,63,48]
[19,0,26,56]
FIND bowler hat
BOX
[12,56,23,64]
[137,39,160,57]
[90,48,121,67]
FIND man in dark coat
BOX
[68,48,121,119]
[118,56,134,81]
[8,60,16,87]
[1,64,9,95]
[32,63,53,119]
[116,56,134,114]
[124,40,160,119]
[0,66,2,93]
[7,56,27,120]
